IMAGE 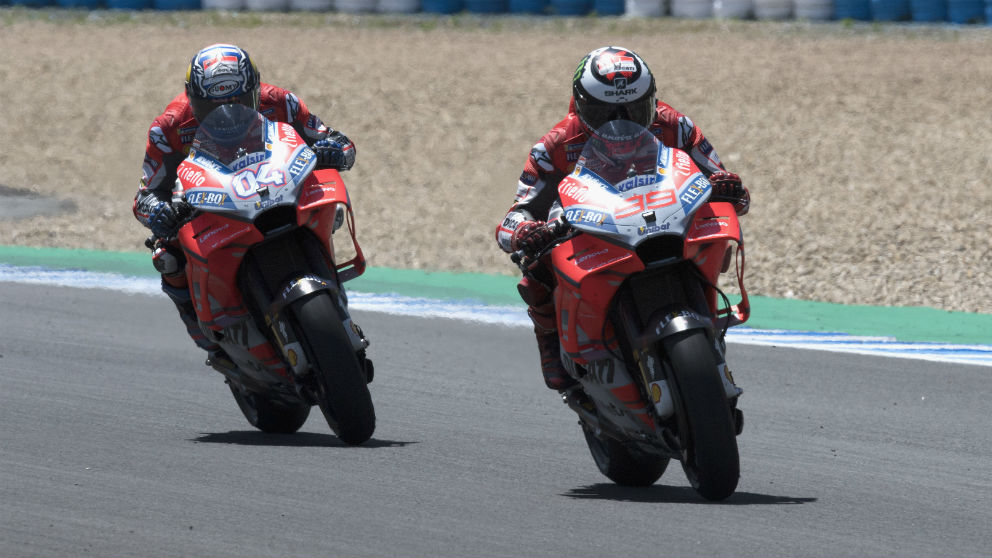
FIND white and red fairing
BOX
[551,126,749,366]
[172,113,364,334]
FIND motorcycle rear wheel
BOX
[582,425,670,486]
[228,382,311,434]
[291,292,376,445]
[664,329,740,501]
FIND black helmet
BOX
[185,43,261,123]
[572,46,657,132]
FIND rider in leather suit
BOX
[495,46,750,391]
[132,43,357,367]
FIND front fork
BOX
[264,275,370,378]
[622,306,743,424]
[211,272,371,400]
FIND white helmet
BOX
[572,46,657,131]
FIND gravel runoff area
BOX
[1,11,990,314]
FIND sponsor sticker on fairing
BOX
[559,179,594,204]
[229,152,267,171]
[177,165,207,188]
[614,174,657,193]
[637,222,671,236]
[288,148,316,183]
[564,208,607,226]
[692,217,730,236]
[186,190,230,209]
[674,150,693,177]
[679,174,711,213]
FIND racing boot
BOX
[519,274,575,390]
[534,328,576,391]
[161,275,232,369]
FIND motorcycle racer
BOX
[495,46,750,391]
[132,43,357,366]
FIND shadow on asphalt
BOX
[563,483,817,505]
[191,430,418,448]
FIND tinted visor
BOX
[190,91,257,124]
[578,95,656,131]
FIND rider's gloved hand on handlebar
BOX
[312,132,355,171]
[148,200,192,239]
[511,220,556,256]
[709,171,750,216]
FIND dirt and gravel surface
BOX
[1,11,990,313]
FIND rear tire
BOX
[582,425,670,487]
[228,382,311,434]
[291,292,375,445]
[664,330,740,501]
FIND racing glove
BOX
[148,200,193,239]
[709,171,750,216]
[312,132,355,170]
[510,220,556,256]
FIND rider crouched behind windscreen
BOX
[495,46,750,392]
[132,43,357,369]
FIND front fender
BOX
[268,275,341,319]
[268,275,368,355]
[638,309,714,350]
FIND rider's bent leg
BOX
[160,272,232,370]
[518,273,576,391]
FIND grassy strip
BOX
[2,244,991,345]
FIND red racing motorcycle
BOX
[147,104,375,445]
[513,120,750,500]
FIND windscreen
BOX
[192,103,266,167]
[575,119,661,190]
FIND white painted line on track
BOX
[2,265,990,367]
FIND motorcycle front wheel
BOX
[664,329,740,501]
[290,292,376,445]
[228,381,311,434]
[582,425,670,486]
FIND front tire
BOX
[664,329,740,501]
[582,425,670,486]
[290,292,375,445]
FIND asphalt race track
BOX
[1,281,990,557]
